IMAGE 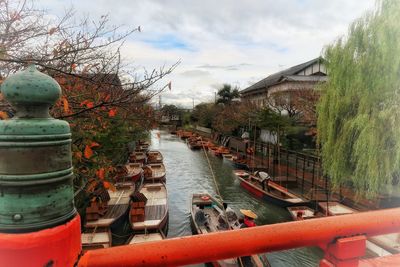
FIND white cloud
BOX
[37,0,376,107]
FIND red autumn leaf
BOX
[90,142,100,148]
[104,94,111,101]
[80,100,89,106]
[86,101,94,108]
[71,63,77,71]
[97,168,105,180]
[103,181,116,191]
[62,97,70,113]
[108,108,117,117]
[84,145,93,159]
[0,111,9,120]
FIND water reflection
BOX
[150,130,323,267]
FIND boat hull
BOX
[237,176,308,208]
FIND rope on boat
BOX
[199,137,225,206]
[198,136,246,267]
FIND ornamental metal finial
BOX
[0,65,75,233]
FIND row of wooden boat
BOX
[129,150,166,183]
[129,150,164,164]
[81,143,168,250]
[127,144,168,246]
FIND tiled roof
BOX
[240,57,324,95]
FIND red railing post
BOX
[320,235,367,267]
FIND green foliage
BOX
[191,102,218,128]
[317,0,400,197]
[216,84,240,105]
[256,108,292,134]
[161,104,180,116]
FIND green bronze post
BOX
[0,65,76,233]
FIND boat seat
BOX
[287,198,304,203]
[146,183,162,190]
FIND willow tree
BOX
[317,0,400,198]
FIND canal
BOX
[150,130,323,267]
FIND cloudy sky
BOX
[38,0,375,108]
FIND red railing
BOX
[78,208,400,267]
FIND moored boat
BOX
[129,182,168,235]
[143,163,166,182]
[125,163,143,182]
[83,182,136,250]
[188,140,203,150]
[212,146,230,157]
[222,153,237,162]
[190,193,269,267]
[178,131,193,140]
[232,158,249,170]
[287,206,323,220]
[81,229,112,251]
[318,201,357,216]
[136,140,150,152]
[233,170,309,208]
[147,150,163,164]
[129,151,147,164]
[128,231,165,244]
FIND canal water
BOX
[150,130,323,267]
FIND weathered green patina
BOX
[0,65,76,233]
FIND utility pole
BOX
[159,95,162,109]
[192,98,195,109]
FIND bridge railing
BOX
[78,207,400,267]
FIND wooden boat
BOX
[143,163,166,182]
[188,140,202,150]
[135,140,150,152]
[318,201,357,216]
[83,182,135,250]
[222,154,237,162]
[178,131,192,140]
[81,229,112,251]
[200,141,210,150]
[234,170,309,208]
[147,150,163,164]
[128,232,165,244]
[190,193,269,267]
[130,182,168,234]
[232,158,249,170]
[124,163,143,182]
[212,147,230,157]
[129,151,147,164]
[287,205,324,220]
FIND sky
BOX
[37,0,376,108]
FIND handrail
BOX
[78,207,400,267]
